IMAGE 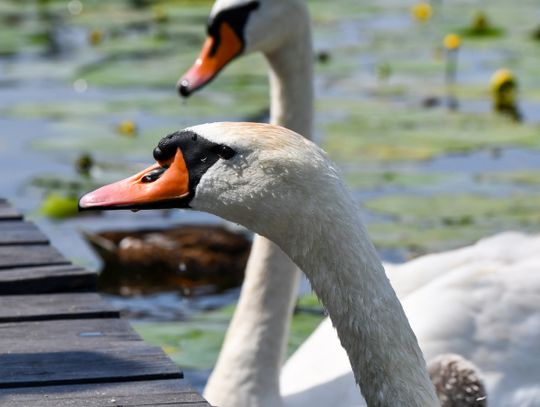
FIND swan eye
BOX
[141,167,166,183]
[213,144,236,160]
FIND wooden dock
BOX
[0,199,212,406]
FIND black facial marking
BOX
[207,1,259,56]
[153,130,236,202]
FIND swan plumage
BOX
[281,232,540,407]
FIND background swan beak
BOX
[177,22,243,97]
[79,150,190,211]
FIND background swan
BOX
[178,1,314,405]
[80,122,440,406]
[282,231,540,407]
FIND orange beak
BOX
[79,149,191,211]
[177,22,243,97]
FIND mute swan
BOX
[177,0,313,404]
[79,122,440,406]
[282,232,540,407]
[177,2,486,405]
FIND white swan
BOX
[79,122,440,406]
[282,232,540,407]
[177,1,314,405]
[177,2,488,406]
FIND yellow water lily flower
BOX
[412,3,433,22]
[443,33,461,50]
[490,69,515,92]
[490,69,520,120]
[88,29,103,46]
[117,120,138,137]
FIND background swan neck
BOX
[277,185,439,406]
[203,238,298,407]
[203,5,313,407]
[266,13,313,139]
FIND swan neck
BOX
[204,6,313,406]
[203,238,299,407]
[276,188,439,406]
[266,14,313,139]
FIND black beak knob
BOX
[177,79,191,97]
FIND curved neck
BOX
[204,4,313,407]
[271,183,439,406]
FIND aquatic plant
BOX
[460,10,503,38]
[88,29,103,46]
[39,193,79,219]
[490,69,521,121]
[117,119,138,137]
[75,153,94,177]
[443,33,461,110]
[411,2,433,22]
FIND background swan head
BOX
[79,122,337,248]
[178,0,309,96]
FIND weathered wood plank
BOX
[0,318,140,347]
[0,348,179,387]
[0,264,97,294]
[0,244,69,269]
[0,319,182,388]
[0,202,22,221]
[0,293,118,322]
[0,221,49,245]
[0,379,210,407]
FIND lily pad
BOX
[365,193,540,254]
[133,294,325,369]
[343,169,450,189]
[39,193,80,219]
[322,100,540,163]
[475,171,540,186]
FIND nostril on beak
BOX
[178,79,191,97]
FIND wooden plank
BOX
[0,221,49,245]
[0,293,119,322]
[0,318,140,347]
[0,202,22,221]
[0,244,69,269]
[0,380,210,406]
[0,319,182,388]
[0,265,97,295]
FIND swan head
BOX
[177,0,308,96]
[79,122,335,243]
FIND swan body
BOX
[80,122,439,406]
[281,232,540,407]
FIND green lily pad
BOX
[343,169,451,189]
[475,171,540,186]
[365,193,540,254]
[39,193,80,219]
[321,100,540,163]
[132,294,324,370]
